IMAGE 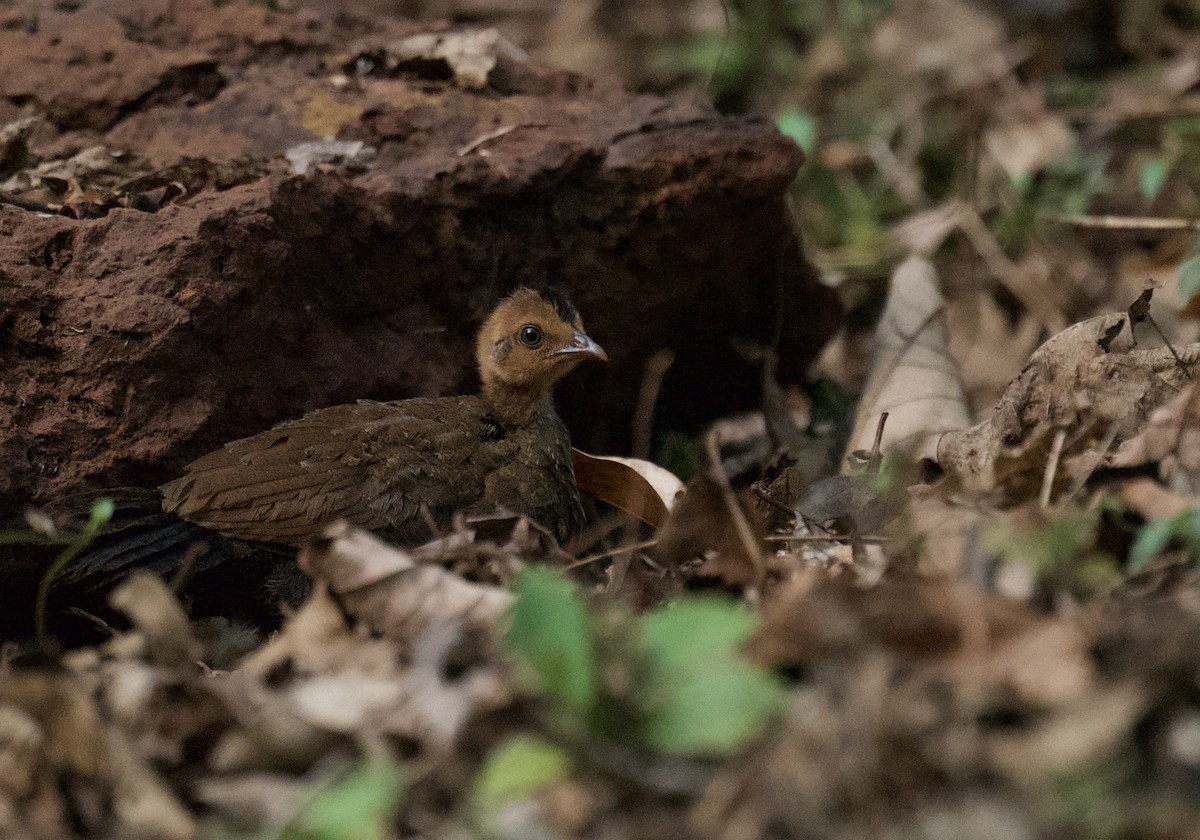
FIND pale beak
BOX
[553,330,607,361]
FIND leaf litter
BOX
[12,0,1200,838]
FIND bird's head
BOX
[476,287,606,424]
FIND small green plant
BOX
[280,751,407,840]
[28,498,115,642]
[472,735,571,829]
[506,568,784,757]
[984,506,1121,598]
[1128,508,1200,572]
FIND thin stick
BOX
[168,541,209,595]
[1040,429,1067,510]
[1060,421,1120,506]
[705,429,765,585]
[1051,213,1200,232]
[765,533,889,544]
[631,350,675,461]
[0,190,58,214]
[752,486,792,516]
[563,513,627,558]
[1145,313,1193,380]
[955,204,1066,333]
[457,124,519,156]
[869,412,889,472]
[566,538,660,569]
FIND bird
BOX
[11,287,606,641]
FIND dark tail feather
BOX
[2,489,309,645]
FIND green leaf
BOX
[473,735,571,825]
[640,598,758,670]
[638,598,782,755]
[1179,254,1200,308]
[1129,510,1200,572]
[508,568,595,713]
[286,754,406,840]
[776,107,817,155]
[1140,156,1171,202]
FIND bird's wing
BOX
[160,398,491,545]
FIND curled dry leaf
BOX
[222,584,506,769]
[1111,382,1200,496]
[386,29,524,89]
[984,684,1145,782]
[298,521,514,640]
[571,448,684,528]
[848,255,973,462]
[652,473,765,586]
[935,302,1200,503]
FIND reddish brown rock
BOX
[0,0,838,514]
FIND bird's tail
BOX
[1,488,308,645]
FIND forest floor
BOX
[6,0,1200,838]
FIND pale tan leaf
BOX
[571,449,684,528]
[108,574,203,668]
[848,255,972,461]
[1120,477,1200,520]
[983,114,1073,180]
[298,522,514,640]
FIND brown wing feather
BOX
[161,397,492,545]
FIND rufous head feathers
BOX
[476,287,606,425]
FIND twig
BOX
[1060,421,1120,506]
[868,412,889,472]
[168,541,209,595]
[566,538,660,569]
[1144,313,1193,380]
[0,190,58,215]
[632,350,675,461]
[765,533,889,544]
[457,124,526,156]
[562,513,628,558]
[1050,213,1200,232]
[955,203,1067,333]
[1040,429,1067,510]
[705,430,765,586]
[752,486,792,516]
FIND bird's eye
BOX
[518,324,544,348]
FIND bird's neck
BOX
[482,382,554,427]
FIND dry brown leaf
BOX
[848,255,973,460]
[107,728,195,840]
[1120,478,1200,520]
[653,474,765,586]
[298,522,514,640]
[1111,382,1200,495]
[946,288,1044,416]
[936,305,1200,503]
[984,684,1145,782]
[903,489,993,577]
[193,774,312,836]
[572,448,684,528]
[871,0,1008,91]
[299,92,365,139]
[108,574,203,668]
